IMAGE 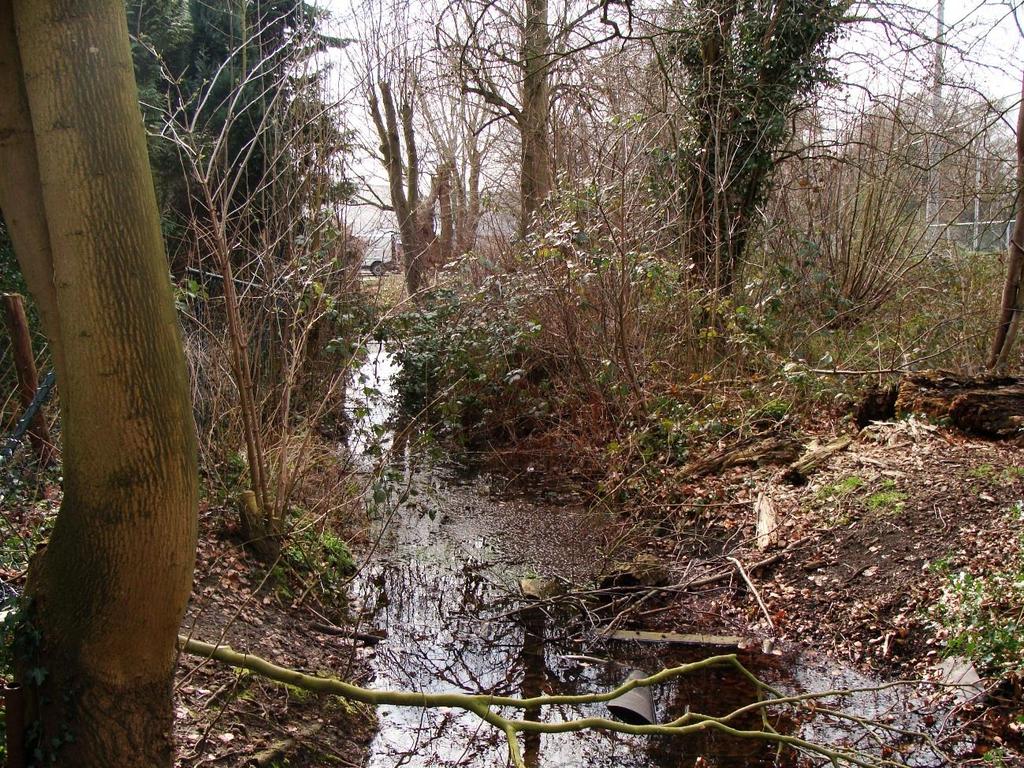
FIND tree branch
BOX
[180,634,922,768]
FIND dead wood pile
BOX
[857,371,1024,439]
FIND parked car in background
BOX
[361,231,400,276]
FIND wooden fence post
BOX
[2,292,53,465]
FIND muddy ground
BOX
[621,418,1024,764]
[171,505,377,768]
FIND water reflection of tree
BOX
[513,607,658,768]
[359,540,530,766]
[517,605,547,768]
[350,434,809,768]
[365,558,524,693]
[647,650,793,768]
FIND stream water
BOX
[345,343,951,768]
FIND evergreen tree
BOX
[126,0,349,265]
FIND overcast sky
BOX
[842,0,1024,103]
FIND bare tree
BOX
[156,11,360,559]
[417,76,490,260]
[440,0,566,234]
[367,78,436,294]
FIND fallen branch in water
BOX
[602,629,747,648]
[178,634,945,768]
[496,537,807,617]
[310,621,386,646]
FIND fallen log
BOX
[896,371,1024,439]
[753,492,778,550]
[948,389,1024,439]
[854,383,899,428]
[682,437,803,479]
[310,621,386,646]
[782,435,852,485]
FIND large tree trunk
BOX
[0,1,198,765]
[988,71,1024,370]
[678,0,741,296]
[0,3,62,377]
[518,0,551,235]
[673,0,839,298]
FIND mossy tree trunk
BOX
[0,1,198,765]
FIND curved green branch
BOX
[178,634,924,768]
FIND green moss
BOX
[865,488,907,514]
[968,463,997,480]
[818,474,864,499]
[967,463,1024,485]
[754,398,791,422]
[285,683,312,702]
[1002,466,1024,483]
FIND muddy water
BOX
[346,344,946,768]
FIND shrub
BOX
[930,504,1024,673]
[284,524,356,599]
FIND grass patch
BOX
[968,463,997,480]
[817,474,865,500]
[865,480,907,514]
[1001,466,1024,484]
[816,475,869,527]
[967,463,1024,486]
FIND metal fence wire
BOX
[0,369,55,466]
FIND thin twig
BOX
[727,556,775,631]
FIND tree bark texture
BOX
[0,1,198,765]
[437,159,455,266]
[988,71,1024,369]
[518,0,552,235]
[458,145,482,254]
